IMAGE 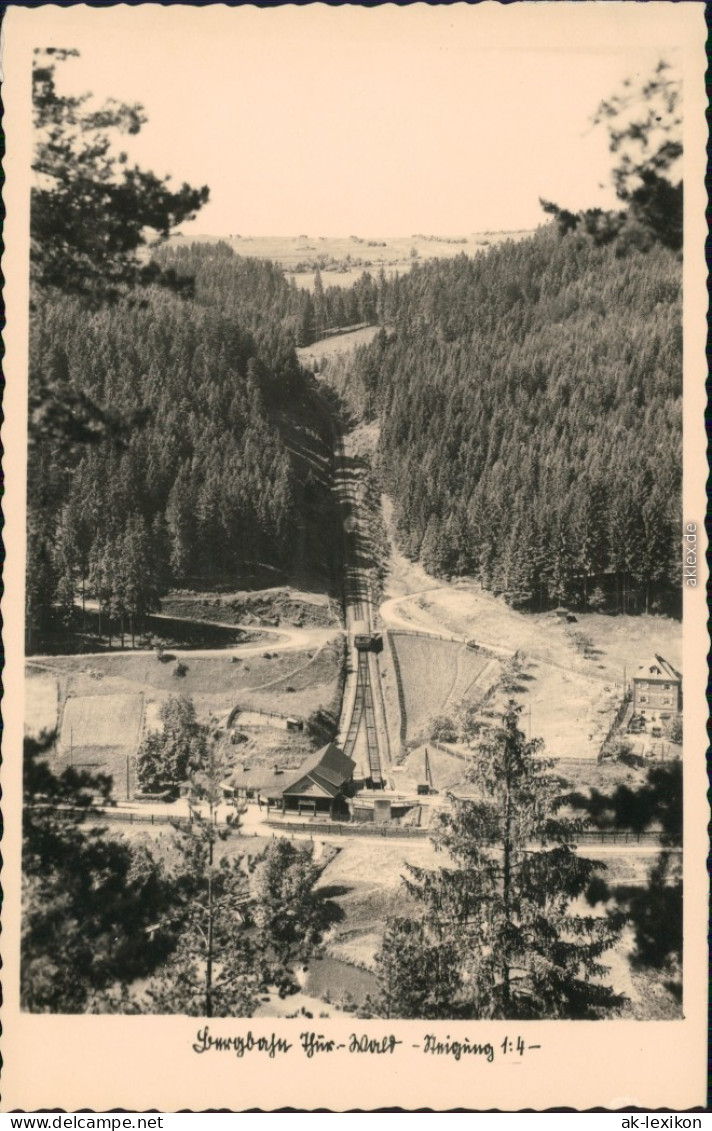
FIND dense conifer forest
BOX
[155,240,381,346]
[26,245,377,650]
[28,221,682,652]
[324,226,682,614]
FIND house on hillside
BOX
[631,655,682,719]
[261,742,356,818]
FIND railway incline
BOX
[331,429,390,788]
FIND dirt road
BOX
[30,616,338,664]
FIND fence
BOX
[227,705,302,728]
[32,805,195,828]
[571,830,665,845]
[384,630,408,743]
[388,628,463,645]
[598,692,634,761]
[265,818,429,839]
[430,740,471,763]
[34,806,673,846]
[554,756,600,769]
[388,628,511,660]
[264,818,668,845]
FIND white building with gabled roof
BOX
[632,654,681,718]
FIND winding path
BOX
[30,616,339,664]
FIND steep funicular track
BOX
[342,650,383,786]
[331,425,385,787]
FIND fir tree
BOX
[369,703,626,1020]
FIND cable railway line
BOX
[333,430,386,788]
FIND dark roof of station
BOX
[263,743,355,801]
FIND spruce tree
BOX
[369,703,626,1020]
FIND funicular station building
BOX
[261,743,356,818]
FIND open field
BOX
[61,693,143,750]
[389,633,493,743]
[392,590,679,762]
[296,325,383,368]
[177,230,536,291]
[33,639,341,715]
[308,834,677,1018]
[52,693,144,793]
[31,635,343,798]
[384,583,681,692]
[84,816,679,1019]
[25,668,59,738]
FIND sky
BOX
[5,2,695,237]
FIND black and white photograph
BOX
[3,0,707,1112]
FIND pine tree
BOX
[251,840,327,969]
[25,524,58,652]
[369,703,626,1020]
[140,763,260,1019]
[22,737,177,1013]
[166,464,197,579]
[53,508,79,627]
[88,535,114,644]
[121,513,160,646]
[32,49,209,303]
[132,746,333,1016]
[313,269,326,342]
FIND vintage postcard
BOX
[2,1,708,1112]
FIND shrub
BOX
[588,587,607,612]
[431,715,458,743]
[567,630,595,657]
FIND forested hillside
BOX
[26,243,371,651]
[155,241,381,347]
[325,226,682,614]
